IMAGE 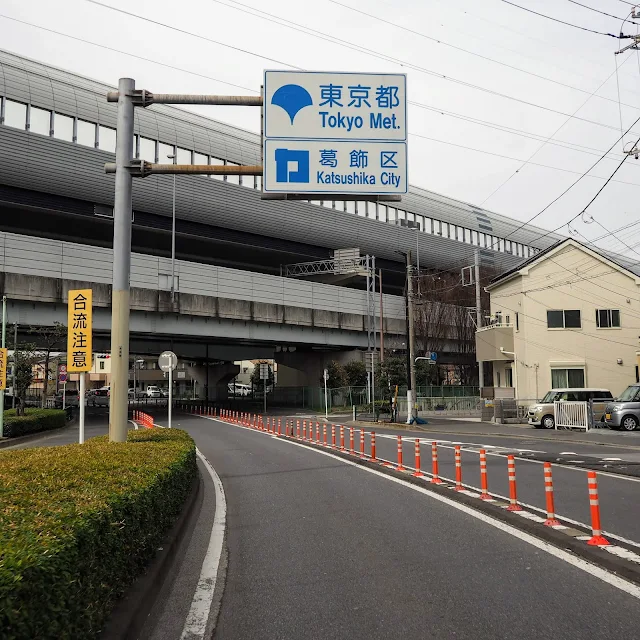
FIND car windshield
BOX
[540,391,561,403]
[617,386,640,401]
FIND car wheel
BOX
[621,415,638,432]
[542,415,555,429]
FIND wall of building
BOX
[490,243,640,398]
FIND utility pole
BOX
[474,249,484,390]
[406,252,417,424]
[0,296,6,437]
[12,323,17,408]
[378,269,384,363]
[109,78,135,443]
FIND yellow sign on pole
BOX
[67,289,93,373]
[0,348,7,391]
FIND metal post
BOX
[168,367,173,428]
[379,269,384,362]
[109,78,135,443]
[12,322,17,408]
[474,250,484,389]
[263,375,267,415]
[324,371,328,420]
[406,252,417,424]
[79,372,85,444]
[416,231,420,273]
[62,382,66,411]
[371,351,376,416]
[0,296,6,437]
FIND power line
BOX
[480,51,636,205]
[0,14,258,94]
[411,130,640,188]
[208,0,640,133]
[500,0,631,38]
[85,0,300,70]
[565,0,637,22]
[324,0,636,104]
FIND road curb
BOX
[283,435,640,588]
[101,472,202,640]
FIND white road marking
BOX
[275,436,640,600]
[560,452,578,455]
[180,449,227,640]
[603,457,623,461]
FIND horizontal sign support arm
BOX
[106,90,262,107]
[105,161,262,177]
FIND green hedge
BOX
[0,428,197,639]
[2,408,67,438]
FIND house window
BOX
[551,368,585,389]
[515,312,519,331]
[596,309,620,328]
[505,368,513,387]
[4,99,27,129]
[547,309,581,329]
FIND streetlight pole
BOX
[474,249,484,390]
[167,153,177,303]
[405,252,417,424]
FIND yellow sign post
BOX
[0,347,7,391]
[67,289,92,443]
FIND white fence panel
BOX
[554,401,589,431]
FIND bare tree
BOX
[27,322,67,407]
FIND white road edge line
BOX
[202,418,640,600]
[180,448,227,640]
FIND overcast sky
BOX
[3,0,640,255]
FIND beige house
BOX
[476,238,640,401]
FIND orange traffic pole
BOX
[331,424,337,449]
[349,427,355,454]
[296,420,300,439]
[587,471,610,546]
[412,439,423,477]
[454,445,463,491]
[323,423,327,447]
[316,422,320,444]
[359,429,366,458]
[479,449,491,500]
[395,436,406,471]
[340,426,345,452]
[506,455,522,511]
[303,420,307,440]
[543,463,561,526]
[431,442,443,484]
[370,432,377,461]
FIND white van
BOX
[227,383,250,397]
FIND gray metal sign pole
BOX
[109,78,135,443]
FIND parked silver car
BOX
[88,388,110,407]
[604,384,640,431]
[528,388,613,429]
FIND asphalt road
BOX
[163,414,640,639]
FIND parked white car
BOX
[146,386,161,398]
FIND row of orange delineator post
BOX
[133,410,154,429]
[208,413,610,548]
[280,420,610,548]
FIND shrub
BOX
[2,408,66,438]
[0,428,197,639]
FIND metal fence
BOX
[554,401,589,431]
